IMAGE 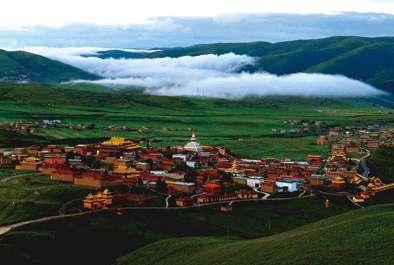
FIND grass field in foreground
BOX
[0,195,356,265]
[0,166,97,226]
[116,204,394,265]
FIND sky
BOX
[0,0,394,48]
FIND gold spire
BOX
[190,133,196,141]
[232,159,238,169]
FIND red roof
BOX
[114,193,128,198]
[54,169,79,175]
[261,182,276,187]
[28,146,40,150]
[198,193,218,198]
[235,189,251,194]
[176,197,193,201]
[343,171,357,173]
[204,184,220,188]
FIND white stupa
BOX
[183,133,203,152]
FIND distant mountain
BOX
[81,50,146,59]
[0,49,100,84]
[142,36,394,93]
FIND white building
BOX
[172,154,187,162]
[276,179,300,192]
[183,133,203,152]
[246,176,264,188]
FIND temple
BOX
[183,133,203,152]
[225,160,245,176]
[97,137,141,153]
[112,165,141,178]
[16,156,43,171]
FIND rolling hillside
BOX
[81,50,147,59]
[142,36,394,93]
[0,49,100,83]
[116,204,394,265]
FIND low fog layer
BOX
[4,46,384,98]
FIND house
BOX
[305,155,322,163]
[171,182,196,193]
[310,176,326,185]
[74,172,110,188]
[112,193,129,204]
[246,176,264,188]
[232,176,247,185]
[51,169,80,182]
[331,176,346,189]
[204,184,221,193]
[260,182,278,193]
[366,140,380,149]
[27,146,40,155]
[353,196,365,203]
[40,163,65,175]
[197,193,217,203]
[276,179,299,192]
[317,136,331,145]
[176,197,194,207]
[235,189,259,199]
[346,145,359,153]
[16,157,42,171]
[127,193,152,203]
[342,171,357,179]
[14,148,27,154]
[0,156,12,165]
[114,159,132,167]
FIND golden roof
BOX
[86,194,94,199]
[225,160,245,172]
[367,183,375,188]
[233,159,238,169]
[99,137,141,149]
[95,192,103,198]
[190,133,197,142]
[102,189,111,195]
[113,165,140,175]
[22,156,42,164]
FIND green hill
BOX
[142,36,394,93]
[0,49,100,84]
[304,42,394,81]
[116,204,394,265]
[81,50,146,59]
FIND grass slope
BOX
[304,42,394,82]
[142,36,394,94]
[0,49,100,83]
[116,204,394,265]
[0,195,356,265]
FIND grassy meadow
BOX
[0,194,356,265]
[116,204,394,265]
[0,166,97,226]
[0,84,393,159]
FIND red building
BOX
[176,197,194,207]
[204,184,221,193]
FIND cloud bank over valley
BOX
[4,46,384,98]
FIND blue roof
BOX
[174,182,195,186]
[233,177,247,180]
[277,179,300,183]
[311,176,326,179]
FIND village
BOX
[1,120,394,213]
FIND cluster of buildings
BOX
[4,123,394,209]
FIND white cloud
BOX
[4,46,383,98]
